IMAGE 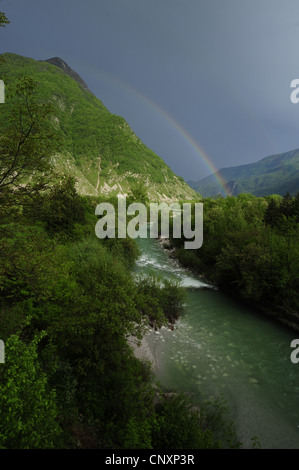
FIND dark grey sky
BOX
[2,0,299,180]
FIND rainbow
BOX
[78,63,230,195]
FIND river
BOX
[133,233,299,449]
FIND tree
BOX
[264,198,280,227]
[0,10,9,28]
[130,181,149,204]
[0,76,60,215]
[280,192,294,218]
[36,176,86,236]
[0,10,10,64]
[0,13,59,216]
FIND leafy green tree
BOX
[130,181,149,204]
[0,223,72,307]
[0,10,9,29]
[264,198,280,227]
[293,192,299,220]
[152,394,221,449]
[121,416,153,449]
[35,176,86,237]
[0,76,59,217]
[280,192,294,218]
[0,332,61,449]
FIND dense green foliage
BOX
[169,193,299,327]
[189,148,299,197]
[0,332,61,449]
[151,394,239,449]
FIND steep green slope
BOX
[189,148,299,197]
[0,53,197,201]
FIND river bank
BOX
[160,236,299,334]
[128,328,157,371]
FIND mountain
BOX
[42,57,94,95]
[0,53,197,201]
[188,148,299,197]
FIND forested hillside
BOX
[189,148,299,197]
[0,53,197,201]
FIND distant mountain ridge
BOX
[188,148,299,197]
[0,53,197,201]
[41,57,93,95]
